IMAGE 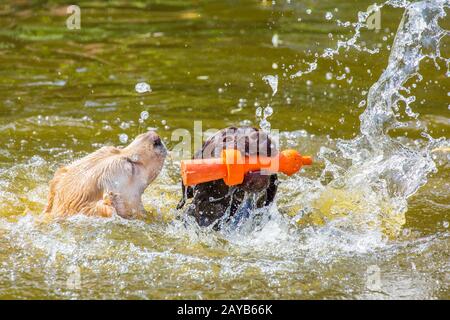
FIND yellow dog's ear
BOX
[44,166,68,214]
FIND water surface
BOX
[0,0,449,299]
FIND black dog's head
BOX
[177,127,278,229]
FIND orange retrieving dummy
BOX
[181,149,312,186]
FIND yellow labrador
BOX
[44,131,166,218]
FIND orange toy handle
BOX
[181,149,312,186]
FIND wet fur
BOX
[45,132,166,219]
[178,127,278,228]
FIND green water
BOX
[0,0,449,299]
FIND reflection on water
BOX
[0,0,449,299]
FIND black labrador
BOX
[177,127,278,229]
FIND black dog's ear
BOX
[176,182,194,209]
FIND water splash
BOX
[262,75,278,96]
[256,105,274,132]
[291,0,447,78]
[361,0,449,137]
[310,0,450,236]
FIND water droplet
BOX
[402,228,411,237]
[259,118,271,131]
[135,82,152,93]
[140,111,149,121]
[119,133,128,144]
[238,98,247,107]
[272,34,279,47]
[120,122,130,130]
[262,75,278,96]
[264,106,273,117]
